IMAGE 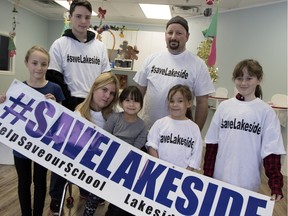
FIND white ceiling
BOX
[11,0,284,25]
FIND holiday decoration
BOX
[202,7,218,66]
[203,8,212,17]
[119,40,139,60]
[197,39,218,82]
[98,7,106,21]
[8,32,16,57]
[88,4,140,61]
[92,23,127,37]
[197,5,219,82]
[61,11,70,36]
[206,0,215,5]
[127,45,139,60]
[8,0,20,58]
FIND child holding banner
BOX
[203,59,286,201]
[0,46,65,216]
[103,85,148,216]
[73,72,120,216]
[146,84,203,171]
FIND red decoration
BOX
[9,50,16,57]
[207,37,216,66]
[206,0,214,5]
[98,7,106,19]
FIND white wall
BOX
[0,0,49,164]
[186,3,287,102]
[0,0,49,91]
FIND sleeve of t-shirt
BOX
[46,69,71,100]
[188,126,203,170]
[133,55,154,87]
[48,40,63,73]
[205,106,221,144]
[260,108,286,159]
[103,113,117,134]
[100,42,111,72]
[145,120,160,150]
[133,122,148,149]
[193,59,215,96]
[53,83,65,102]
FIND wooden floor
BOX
[0,164,286,216]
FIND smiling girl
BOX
[204,59,286,201]
[146,84,203,171]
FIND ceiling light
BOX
[139,4,171,20]
[54,0,97,16]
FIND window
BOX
[0,32,15,75]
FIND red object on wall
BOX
[206,0,214,5]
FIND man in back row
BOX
[133,16,215,130]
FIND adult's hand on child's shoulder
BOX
[0,94,6,104]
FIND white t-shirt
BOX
[75,110,105,128]
[49,33,111,98]
[133,49,215,128]
[90,110,106,128]
[146,116,203,170]
[205,98,286,192]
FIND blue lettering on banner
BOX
[245,196,267,215]
[198,183,218,215]
[26,101,55,137]
[215,188,243,215]
[110,150,142,188]
[41,112,75,151]
[81,133,112,170]
[63,120,96,159]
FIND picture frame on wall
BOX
[0,32,15,75]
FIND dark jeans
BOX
[105,203,134,216]
[49,172,66,201]
[14,156,47,216]
[49,172,89,200]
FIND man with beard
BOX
[133,16,215,130]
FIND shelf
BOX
[112,68,136,72]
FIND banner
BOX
[0,79,274,216]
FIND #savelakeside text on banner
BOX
[0,79,274,216]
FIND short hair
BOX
[69,0,92,15]
[119,86,144,109]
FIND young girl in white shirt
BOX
[204,59,286,201]
[146,84,203,171]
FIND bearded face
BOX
[165,23,189,54]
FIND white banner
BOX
[0,79,274,216]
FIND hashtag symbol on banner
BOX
[0,93,35,125]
